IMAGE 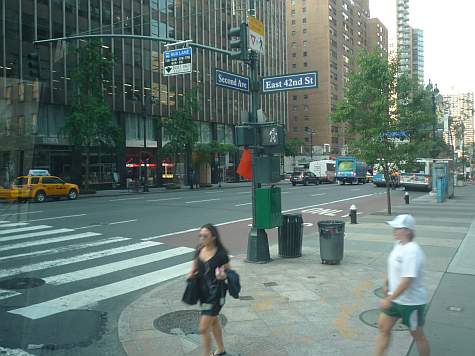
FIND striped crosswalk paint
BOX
[0,225,51,235]
[44,246,194,285]
[0,236,130,263]
[0,222,29,228]
[0,240,162,279]
[0,289,21,300]
[0,228,74,243]
[0,232,101,252]
[0,221,10,224]
[8,261,192,319]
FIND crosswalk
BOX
[0,219,194,320]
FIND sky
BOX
[370,0,475,95]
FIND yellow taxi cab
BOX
[10,175,80,203]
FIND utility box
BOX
[254,156,281,184]
[255,186,282,229]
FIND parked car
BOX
[290,171,320,186]
[9,175,80,203]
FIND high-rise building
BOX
[444,93,475,155]
[286,0,387,155]
[396,0,410,74]
[0,1,287,188]
[411,28,424,86]
[367,18,389,59]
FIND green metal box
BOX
[255,186,282,229]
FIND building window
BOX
[292,53,297,58]
[303,40,308,47]
[303,51,307,56]
[291,9,296,15]
[304,105,309,111]
[292,19,296,25]
[304,95,308,99]
[303,28,307,34]
[292,63,297,69]
[292,31,296,36]
[302,7,307,13]
[303,62,308,67]
[293,95,297,101]
[302,18,307,23]
[291,42,297,48]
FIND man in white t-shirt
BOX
[374,214,431,356]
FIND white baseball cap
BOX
[386,214,416,230]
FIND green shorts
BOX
[383,302,426,331]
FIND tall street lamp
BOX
[305,127,316,160]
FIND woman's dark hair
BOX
[196,223,228,256]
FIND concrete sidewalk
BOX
[118,185,475,356]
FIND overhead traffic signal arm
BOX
[228,23,249,61]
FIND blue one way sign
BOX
[215,69,250,93]
[262,72,318,93]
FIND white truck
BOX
[308,160,336,184]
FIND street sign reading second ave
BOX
[215,69,250,93]
[163,47,192,76]
[262,71,318,93]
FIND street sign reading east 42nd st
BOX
[262,71,318,93]
[163,47,192,76]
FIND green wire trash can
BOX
[278,213,303,258]
[317,220,345,264]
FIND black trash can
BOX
[278,213,303,258]
[317,220,345,264]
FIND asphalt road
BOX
[0,183,424,355]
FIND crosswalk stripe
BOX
[0,237,130,263]
[44,246,194,285]
[0,240,162,279]
[0,221,10,224]
[0,289,21,300]
[0,228,74,243]
[8,261,192,319]
[0,222,29,228]
[0,225,51,235]
[0,232,101,252]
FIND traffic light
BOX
[27,51,40,79]
[228,23,249,61]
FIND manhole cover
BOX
[154,310,227,335]
[374,287,385,298]
[0,309,107,350]
[0,278,45,290]
[359,309,408,331]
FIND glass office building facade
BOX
[0,0,287,188]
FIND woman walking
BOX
[188,224,230,356]
[374,214,430,356]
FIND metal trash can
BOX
[278,213,303,258]
[318,220,345,264]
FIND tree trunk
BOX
[85,146,90,191]
[383,167,392,215]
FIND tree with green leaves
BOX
[162,90,200,183]
[331,51,436,214]
[62,40,121,191]
[285,138,305,157]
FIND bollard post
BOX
[350,204,357,224]
[404,191,409,204]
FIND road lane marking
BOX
[302,207,343,216]
[205,190,224,194]
[0,289,21,300]
[109,219,137,225]
[74,225,102,230]
[236,191,251,195]
[235,203,252,207]
[140,194,377,240]
[185,198,220,204]
[141,228,199,240]
[281,191,290,194]
[0,211,43,218]
[0,221,10,224]
[0,228,74,243]
[0,237,130,262]
[0,225,51,236]
[311,193,327,196]
[0,222,29,228]
[147,197,182,202]
[0,240,162,279]
[23,214,87,222]
[44,246,194,285]
[8,261,192,320]
[0,232,101,252]
[109,197,143,202]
